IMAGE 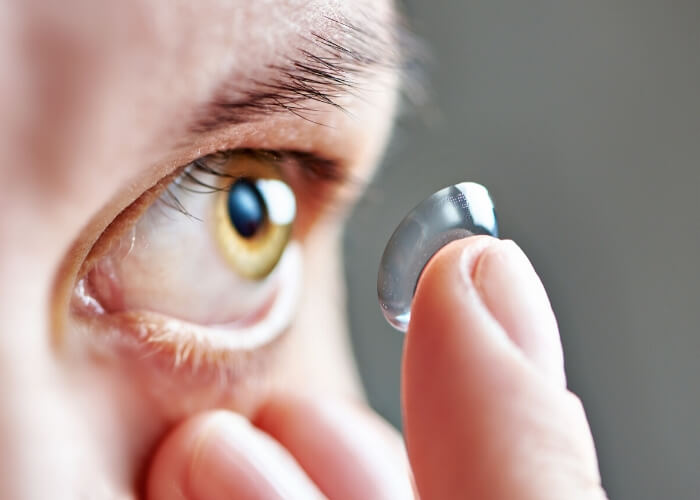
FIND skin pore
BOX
[1,0,400,497]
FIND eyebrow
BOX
[189,14,406,133]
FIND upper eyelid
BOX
[75,147,347,280]
[143,148,351,227]
[169,148,347,198]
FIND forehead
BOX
[19,0,396,105]
[9,0,397,210]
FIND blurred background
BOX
[343,1,700,499]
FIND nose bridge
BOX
[0,340,136,500]
[0,265,126,500]
[0,294,75,499]
[0,359,75,499]
[0,171,143,498]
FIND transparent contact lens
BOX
[377,182,498,332]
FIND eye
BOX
[75,151,300,328]
[68,147,349,386]
[214,162,295,281]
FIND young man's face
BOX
[0,0,399,496]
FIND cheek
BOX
[274,227,364,399]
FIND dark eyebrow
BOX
[189,15,407,133]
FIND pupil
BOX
[227,179,266,238]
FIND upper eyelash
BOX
[159,149,348,218]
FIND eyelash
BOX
[159,148,348,220]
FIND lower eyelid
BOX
[69,308,286,418]
[70,242,303,385]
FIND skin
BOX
[0,0,607,498]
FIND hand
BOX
[146,236,607,499]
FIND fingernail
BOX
[471,240,565,382]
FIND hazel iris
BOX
[213,156,296,281]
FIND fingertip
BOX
[403,236,517,498]
[402,236,604,500]
[404,236,512,405]
[255,394,414,500]
[147,411,322,500]
[406,235,565,385]
[473,239,565,385]
[146,412,219,500]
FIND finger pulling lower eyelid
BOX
[187,413,324,500]
[255,396,414,500]
[148,412,324,500]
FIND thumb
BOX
[402,236,607,500]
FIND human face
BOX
[0,0,400,497]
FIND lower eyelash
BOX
[72,240,304,385]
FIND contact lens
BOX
[377,182,498,332]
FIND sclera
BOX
[377,182,498,332]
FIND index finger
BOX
[402,236,606,499]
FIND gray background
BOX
[343,1,700,499]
